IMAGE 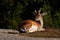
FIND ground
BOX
[18,28,60,38]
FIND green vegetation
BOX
[0,0,60,30]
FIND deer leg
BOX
[38,27,45,31]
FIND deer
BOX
[18,8,47,33]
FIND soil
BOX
[18,28,60,38]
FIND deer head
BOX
[33,8,47,28]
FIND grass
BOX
[18,28,60,38]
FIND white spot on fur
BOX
[20,28,25,32]
[28,25,38,32]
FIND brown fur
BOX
[19,20,41,29]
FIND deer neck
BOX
[35,16,43,27]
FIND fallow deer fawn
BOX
[18,8,47,33]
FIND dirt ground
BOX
[18,28,60,38]
[0,28,60,40]
[0,34,60,40]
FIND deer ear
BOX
[38,8,43,13]
[33,10,37,15]
[38,9,41,13]
[34,10,37,13]
[41,12,47,16]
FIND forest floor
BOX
[18,28,60,38]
